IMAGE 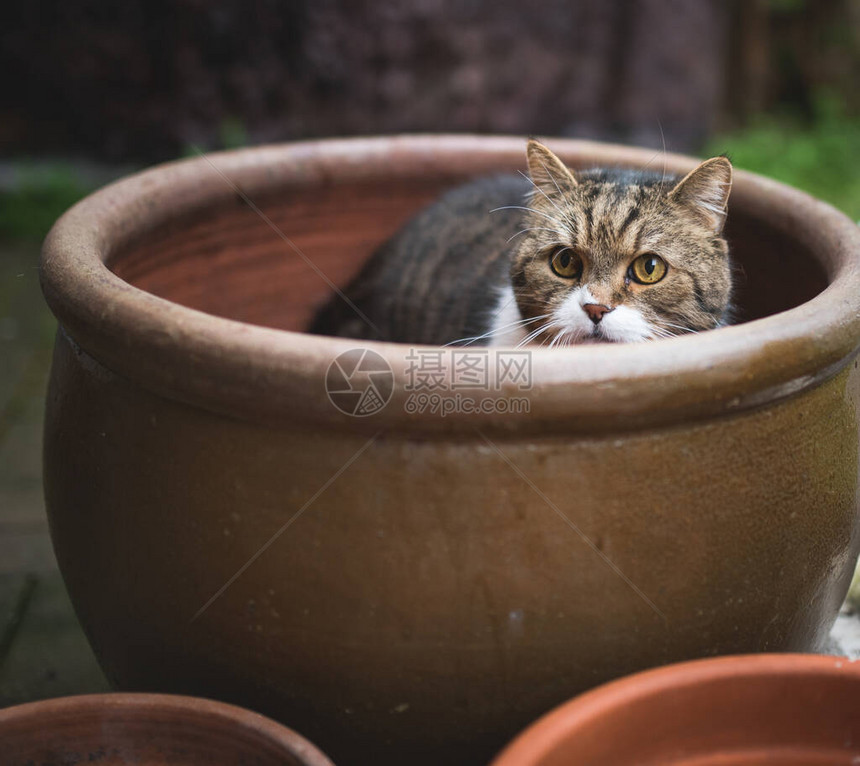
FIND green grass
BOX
[2,103,858,244]
[706,100,860,220]
[0,165,95,242]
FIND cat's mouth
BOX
[568,331,618,345]
[540,326,621,346]
[587,326,619,343]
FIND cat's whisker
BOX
[658,118,668,188]
[490,205,566,230]
[538,326,564,348]
[517,169,567,220]
[516,320,559,348]
[492,313,549,332]
[648,322,698,340]
[549,328,569,349]
[639,149,663,174]
[445,314,550,347]
[516,327,546,348]
[658,320,700,334]
[550,324,575,349]
[506,226,569,244]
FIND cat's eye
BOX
[629,254,668,285]
[550,248,583,279]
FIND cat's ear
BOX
[527,139,578,196]
[668,156,733,234]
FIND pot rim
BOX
[40,134,860,434]
[490,653,860,765]
[0,691,335,765]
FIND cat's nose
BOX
[583,303,614,324]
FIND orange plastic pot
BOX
[492,653,860,765]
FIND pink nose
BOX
[583,303,613,324]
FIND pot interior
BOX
[1,696,331,766]
[110,171,828,337]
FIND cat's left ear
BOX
[527,139,578,196]
[668,157,733,234]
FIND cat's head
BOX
[511,140,733,345]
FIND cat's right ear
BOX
[527,139,578,196]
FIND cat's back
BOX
[310,174,531,344]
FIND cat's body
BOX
[310,141,733,347]
[311,174,533,345]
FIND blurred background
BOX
[1,0,859,703]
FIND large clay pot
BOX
[491,654,860,765]
[40,136,860,766]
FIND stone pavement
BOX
[0,242,109,705]
[0,238,858,708]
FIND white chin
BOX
[598,308,653,343]
[553,289,654,344]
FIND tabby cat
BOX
[310,140,733,347]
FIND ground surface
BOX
[0,242,109,705]
[1,239,859,707]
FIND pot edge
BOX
[39,134,860,433]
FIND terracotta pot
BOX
[40,136,860,766]
[492,653,860,765]
[0,692,334,765]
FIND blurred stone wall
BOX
[0,0,854,162]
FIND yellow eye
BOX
[550,248,583,279]
[629,254,667,284]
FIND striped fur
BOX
[309,141,733,346]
